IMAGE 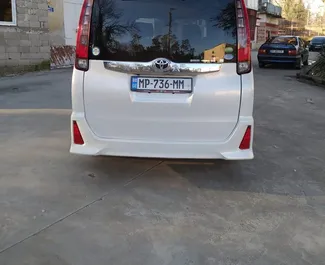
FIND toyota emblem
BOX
[154,58,170,71]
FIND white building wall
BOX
[49,0,82,46]
[245,0,258,11]
[63,0,83,45]
[48,0,82,68]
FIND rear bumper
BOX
[258,54,299,64]
[70,112,254,160]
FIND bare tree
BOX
[210,2,236,37]
[92,0,136,51]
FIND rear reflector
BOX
[73,121,84,145]
[239,126,251,150]
[258,49,267,54]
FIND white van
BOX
[70,0,254,160]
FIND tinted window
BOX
[311,37,325,44]
[267,36,298,46]
[89,0,237,63]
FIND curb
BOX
[296,73,325,88]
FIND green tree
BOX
[282,0,308,28]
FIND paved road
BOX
[308,51,321,64]
[0,57,324,265]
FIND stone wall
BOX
[0,0,50,75]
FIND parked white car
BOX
[70,0,254,160]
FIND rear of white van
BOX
[70,0,254,160]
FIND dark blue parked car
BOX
[258,36,309,69]
[309,36,325,52]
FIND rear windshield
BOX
[311,37,325,44]
[89,0,237,63]
[267,36,297,46]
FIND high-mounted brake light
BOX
[236,0,251,75]
[75,0,93,71]
[73,121,84,145]
[239,126,251,150]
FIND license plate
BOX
[270,50,284,54]
[131,76,192,93]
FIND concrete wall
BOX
[0,0,50,75]
[252,13,281,50]
[48,0,65,46]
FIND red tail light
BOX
[239,126,251,150]
[288,50,297,56]
[75,0,93,71]
[73,121,84,145]
[258,49,267,54]
[236,0,251,75]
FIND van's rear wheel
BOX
[259,62,265,68]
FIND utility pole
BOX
[167,8,175,55]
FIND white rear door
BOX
[83,0,241,142]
